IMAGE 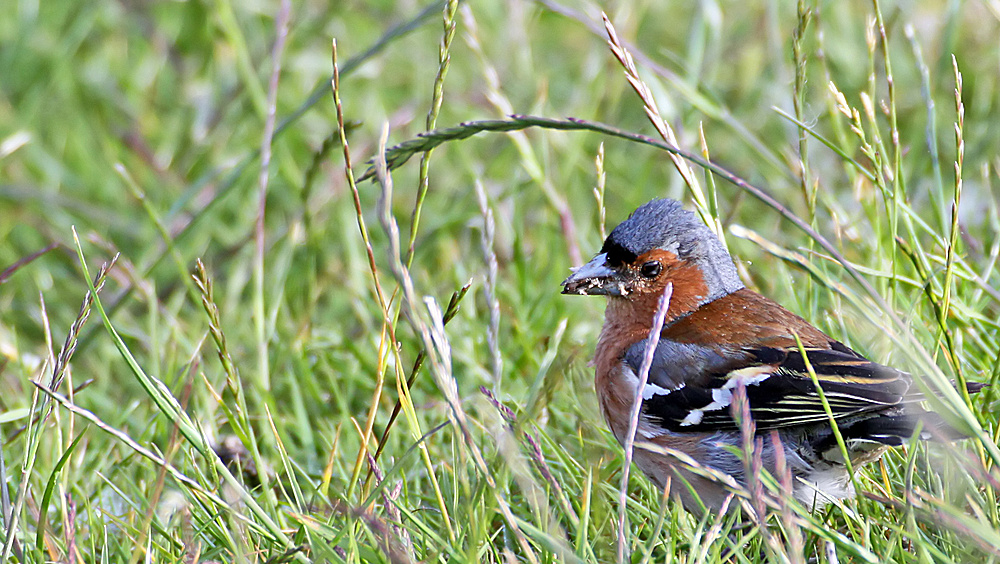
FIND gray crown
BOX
[607,199,744,302]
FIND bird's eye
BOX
[640,261,662,278]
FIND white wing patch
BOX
[641,381,678,400]
[619,364,686,399]
[614,366,676,439]
[679,365,774,427]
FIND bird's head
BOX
[561,199,744,310]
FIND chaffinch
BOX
[562,198,983,513]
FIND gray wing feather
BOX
[622,339,738,391]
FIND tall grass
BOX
[1,1,998,562]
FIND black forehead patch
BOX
[603,199,711,258]
[600,235,637,267]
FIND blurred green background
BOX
[1,0,998,562]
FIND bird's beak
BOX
[561,253,626,296]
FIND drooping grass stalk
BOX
[370,284,470,466]
[406,0,459,268]
[617,282,672,563]
[372,124,538,563]
[213,0,268,116]
[368,1,467,493]
[793,334,858,502]
[539,0,788,178]
[332,40,462,548]
[0,244,58,285]
[940,58,977,420]
[603,14,720,241]
[462,5,583,265]
[192,259,282,527]
[872,0,905,316]
[330,40,400,511]
[476,181,503,391]
[253,0,292,393]
[697,125,726,252]
[593,142,607,241]
[905,24,947,230]
[792,0,815,223]
[2,252,117,562]
[365,114,892,318]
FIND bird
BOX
[561,198,984,513]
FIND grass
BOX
[1,0,999,562]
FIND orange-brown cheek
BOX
[630,250,709,316]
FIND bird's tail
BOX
[839,412,970,447]
[820,381,987,450]
[901,380,989,403]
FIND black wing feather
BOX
[641,344,911,432]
